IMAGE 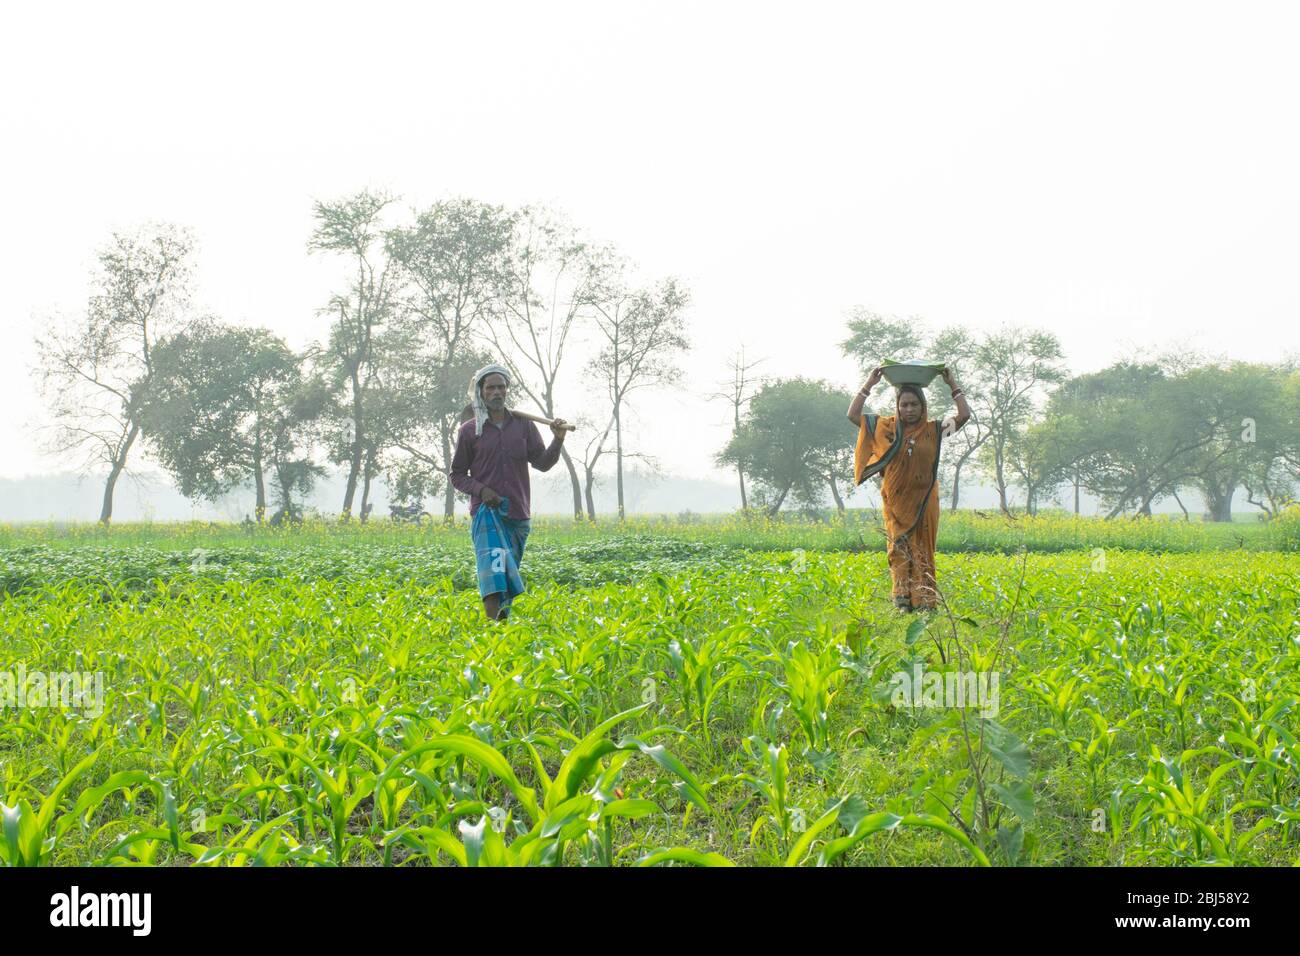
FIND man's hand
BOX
[549,418,569,440]
[480,486,502,507]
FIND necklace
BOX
[907,436,916,457]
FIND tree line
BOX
[718,311,1299,521]
[33,210,1297,525]
[33,195,689,524]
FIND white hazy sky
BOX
[3,0,1298,484]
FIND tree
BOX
[971,327,1067,514]
[33,224,197,524]
[1038,367,1158,515]
[587,275,690,520]
[377,331,493,513]
[1225,361,1299,518]
[265,375,330,521]
[1051,363,1214,517]
[1002,419,1056,514]
[308,190,398,521]
[1182,362,1285,521]
[385,199,514,519]
[927,327,993,510]
[839,308,926,362]
[717,378,853,515]
[346,340,416,523]
[575,422,660,520]
[1242,457,1296,517]
[1041,359,1296,520]
[139,321,303,520]
[484,206,607,520]
[576,412,617,521]
[1033,407,1092,514]
[1280,367,1300,474]
[706,346,766,511]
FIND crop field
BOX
[1,513,1297,866]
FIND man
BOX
[449,363,569,621]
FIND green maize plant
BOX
[765,628,849,769]
[1115,746,1279,864]
[0,519,1295,866]
[664,630,748,752]
[732,736,795,861]
[376,705,713,866]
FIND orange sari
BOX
[854,413,943,609]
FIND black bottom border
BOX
[6,865,1290,942]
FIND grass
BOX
[0,514,1296,866]
[2,504,1296,555]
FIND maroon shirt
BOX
[450,412,563,520]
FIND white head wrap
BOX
[469,363,512,436]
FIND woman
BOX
[847,366,970,612]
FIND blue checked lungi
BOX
[471,496,530,610]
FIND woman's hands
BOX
[941,367,972,430]
[849,368,884,426]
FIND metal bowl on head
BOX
[881,359,945,388]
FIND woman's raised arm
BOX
[940,367,971,430]
[848,366,884,426]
